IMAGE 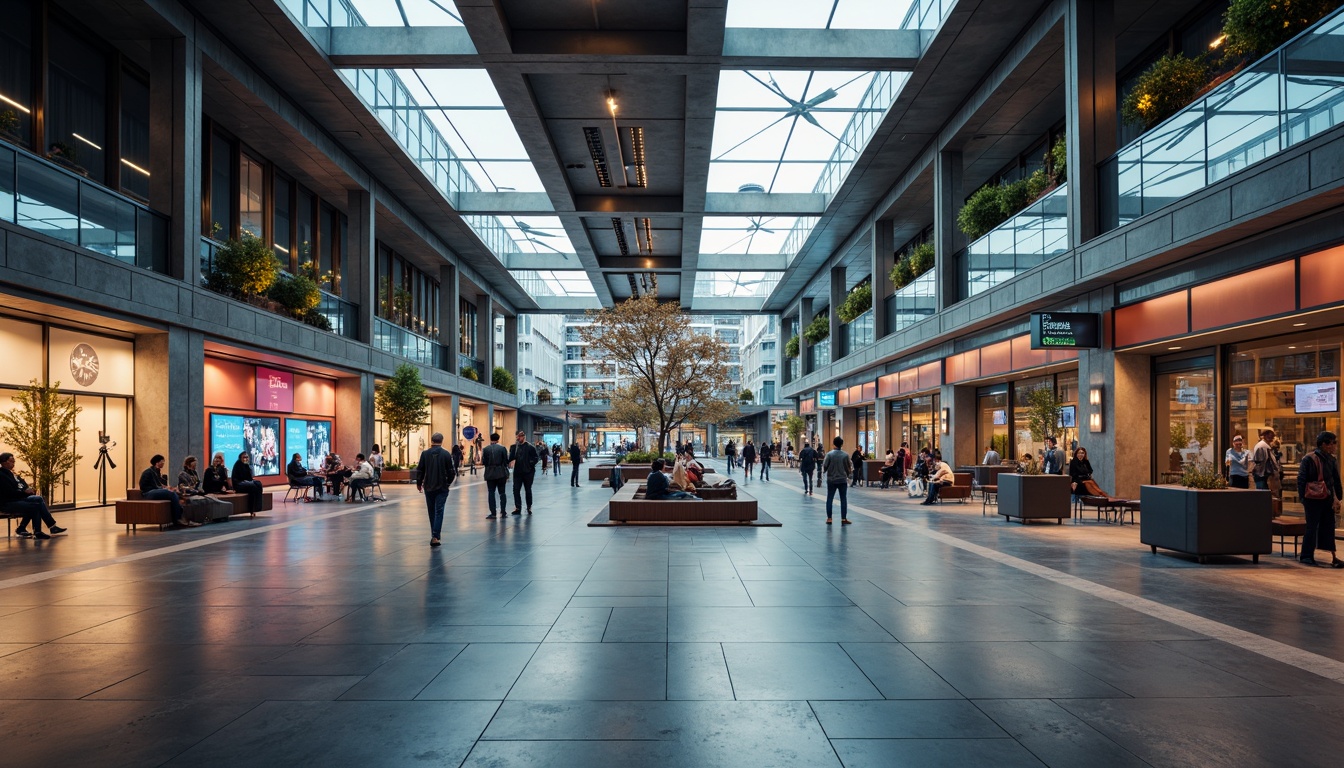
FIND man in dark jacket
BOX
[286,453,324,500]
[569,441,583,487]
[759,442,772,481]
[509,431,540,515]
[741,441,756,482]
[482,433,510,519]
[140,454,195,528]
[1297,430,1344,568]
[646,458,697,500]
[797,443,818,496]
[1,452,64,538]
[416,432,456,546]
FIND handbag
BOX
[1305,454,1331,500]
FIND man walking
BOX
[416,432,456,546]
[569,441,583,487]
[742,440,756,482]
[798,441,818,495]
[482,433,510,519]
[822,437,853,524]
[552,444,563,476]
[509,431,540,515]
[724,440,735,476]
[759,442,772,481]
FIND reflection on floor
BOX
[1,462,1342,767]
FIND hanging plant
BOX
[1222,0,1342,59]
[784,334,800,359]
[1121,53,1211,130]
[803,313,830,345]
[837,282,873,323]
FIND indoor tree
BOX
[1024,384,1065,444]
[784,413,806,449]
[0,379,81,500]
[375,363,430,466]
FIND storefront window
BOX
[854,406,876,456]
[977,388,1009,461]
[296,186,314,264]
[1056,370,1079,453]
[910,394,938,453]
[888,399,907,449]
[209,132,233,237]
[1156,357,1217,482]
[273,174,293,267]
[1229,331,1342,512]
[1012,375,1053,463]
[0,0,34,148]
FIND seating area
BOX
[607,483,758,524]
[114,488,273,532]
[935,473,973,503]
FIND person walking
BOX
[481,433,510,519]
[850,446,865,487]
[553,443,563,476]
[1042,437,1065,475]
[509,431,540,515]
[1297,431,1344,568]
[798,441,818,495]
[451,442,464,480]
[724,440,736,476]
[1,452,65,538]
[815,439,824,488]
[742,440,756,482]
[759,442,772,481]
[1252,429,1278,491]
[537,440,549,475]
[1224,435,1251,489]
[822,436,853,524]
[569,441,584,487]
[416,432,457,546]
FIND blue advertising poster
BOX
[541,432,563,449]
[284,418,332,471]
[817,391,838,408]
[285,419,308,469]
[244,416,282,476]
[210,414,245,463]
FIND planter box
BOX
[998,474,1071,524]
[589,463,651,482]
[1140,485,1272,563]
[380,470,412,483]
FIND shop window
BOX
[239,152,265,239]
[320,203,338,293]
[208,131,233,237]
[118,71,150,201]
[909,394,938,453]
[273,173,293,267]
[1012,375,1054,463]
[46,21,108,184]
[1156,359,1217,483]
[296,186,314,263]
[0,0,34,148]
[460,298,478,357]
[978,389,1009,461]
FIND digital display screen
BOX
[285,418,332,471]
[817,391,837,408]
[992,409,1006,425]
[541,433,563,448]
[209,414,282,476]
[1058,405,1077,429]
[1296,381,1338,414]
[1030,312,1100,349]
[255,366,294,412]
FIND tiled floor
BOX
[2,461,1343,767]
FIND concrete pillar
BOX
[346,190,376,344]
[829,266,845,361]
[871,220,894,339]
[486,403,495,440]
[450,394,461,444]
[500,409,518,440]
[841,407,858,456]
[441,265,458,364]
[476,293,492,376]
[934,150,963,311]
[1065,0,1117,246]
[335,372,375,462]
[431,395,454,442]
[707,424,718,457]
[133,327,203,471]
[875,398,889,454]
[799,297,813,376]
[504,314,518,381]
[149,36,202,284]
[942,383,976,469]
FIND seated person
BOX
[140,454,197,528]
[178,456,233,520]
[347,453,376,501]
[1,451,65,538]
[646,458,699,500]
[286,453,325,500]
[921,455,954,505]
[231,452,265,514]
[879,449,901,488]
[203,452,233,494]
[1018,453,1038,474]
[323,453,352,496]
[671,458,693,490]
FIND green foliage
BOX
[1169,422,1190,451]
[206,232,279,299]
[803,313,830,345]
[1181,459,1229,489]
[460,365,480,382]
[0,109,18,135]
[1048,133,1068,185]
[1024,384,1064,442]
[784,334,801,359]
[0,379,82,499]
[1122,54,1211,130]
[784,414,806,449]
[621,450,674,464]
[267,273,322,318]
[537,388,553,404]
[958,184,1006,240]
[491,366,517,394]
[1222,0,1341,58]
[837,282,873,323]
[991,433,1011,460]
[375,364,430,466]
[48,141,76,162]
[738,389,755,402]
[301,308,333,332]
[1193,421,1214,449]
[891,242,935,292]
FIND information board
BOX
[1296,381,1338,414]
[1030,312,1100,349]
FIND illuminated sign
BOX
[255,366,294,412]
[816,391,837,409]
[1030,312,1100,349]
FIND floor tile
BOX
[721,643,881,700]
[906,642,1129,699]
[417,643,537,700]
[811,700,1007,739]
[508,643,666,700]
[830,738,1046,768]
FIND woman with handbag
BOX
[1296,431,1343,568]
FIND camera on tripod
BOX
[94,431,117,505]
[98,431,114,446]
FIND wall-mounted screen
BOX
[211,414,282,476]
[1296,381,1338,414]
[285,418,332,471]
[992,409,1006,425]
[541,432,563,449]
[1058,405,1077,429]
[256,366,294,412]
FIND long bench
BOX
[608,483,757,524]
[115,488,273,532]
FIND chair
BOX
[981,485,998,516]
[284,482,311,503]
[367,467,385,502]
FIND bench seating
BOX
[116,488,272,531]
[609,484,757,523]
[938,473,973,502]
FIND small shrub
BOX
[268,273,322,318]
[207,232,279,299]
[784,334,800,359]
[908,241,935,278]
[622,450,674,464]
[537,388,553,404]
[301,308,333,332]
[1047,133,1068,185]
[492,366,517,394]
[958,184,1005,240]
[1222,0,1342,59]
[0,109,19,135]
[1121,53,1211,130]
[803,313,830,345]
[738,389,754,402]
[1181,460,1228,489]
[837,282,873,323]
[460,365,480,382]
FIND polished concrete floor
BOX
[3,461,1343,767]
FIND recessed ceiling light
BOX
[1288,346,1297,349]
[1168,346,1182,350]
[1293,322,1307,327]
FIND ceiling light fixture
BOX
[611,217,629,256]
[73,133,102,151]
[1168,346,1182,350]
[0,93,30,113]
[1293,322,1308,327]
[120,158,151,176]
[605,89,631,188]
[583,127,612,187]
[629,126,647,188]
[640,217,653,255]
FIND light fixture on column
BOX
[1088,386,1104,433]
[940,407,949,435]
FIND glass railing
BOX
[838,308,875,358]
[0,140,170,275]
[199,237,360,339]
[885,269,936,332]
[963,183,1068,297]
[808,338,831,370]
[375,317,441,367]
[1100,8,1344,230]
[901,0,954,32]
[458,354,485,379]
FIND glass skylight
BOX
[510,270,597,297]
[693,271,782,299]
[498,216,577,256]
[701,216,811,255]
[726,0,914,29]
[342,0,463,26]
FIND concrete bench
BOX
[609,484,757,524]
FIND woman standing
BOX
[1297,431,1343,568]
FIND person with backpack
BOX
[416,432,457,547]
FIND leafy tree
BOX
[0,379,81,499]
[1024,384,1064,442]
[375,364,430,465]
[578,294,739,453]
[1169,422,1190,451]
[738,389,755,403]
[492,366,517,394]
[206,232,279,299]
[784,413,806,449]
[1194,421,1214,450]
[267,273,321,318]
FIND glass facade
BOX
[46,21,107,184]
[977,388,1009,460]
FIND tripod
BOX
[94,444,116,506]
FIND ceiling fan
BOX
[515,221,570,259]
[713,71,868,163]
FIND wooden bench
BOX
[609,483,757,523]
[937,473,973,502]
[116,488,271,531]
[1271,516,1307,558]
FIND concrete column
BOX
[486,403,496,440]
[841,408,857,456]
[430,395,454,442]
[504,314,519,381]
[134,327,203,471]
[875,398,888,453]
[871,220,894,339]
[934,150,963,312]
[441,265,459,365]
[1065,0,1117,246]
[707,424,718,457]
[476,293,492,377]
[335,373,375,462]
[346,190,376,344]
[829,266,845,360]
[942,383,976,469]
[799,298,814,376]
[500,409,517,440]
[450,394,461,444]
[149,36,202,284]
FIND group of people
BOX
[286,447,380,502]
[141,451,269,528]
[721,439,782,481]
[1226,428,1342,568]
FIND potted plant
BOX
[375,363,430,467]
[45,141,87,176]
[999,385,1072,523]
[267,271,321,321]
[803,313,830,345]
[784,334,800,359]
[380,463,411,483]
[1140,460,1272,563]
[537,388,553,404]
[837,282,873,323]
[491,366,517,394]
[0,379,82,501]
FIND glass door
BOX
[1156,354,1217,483]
